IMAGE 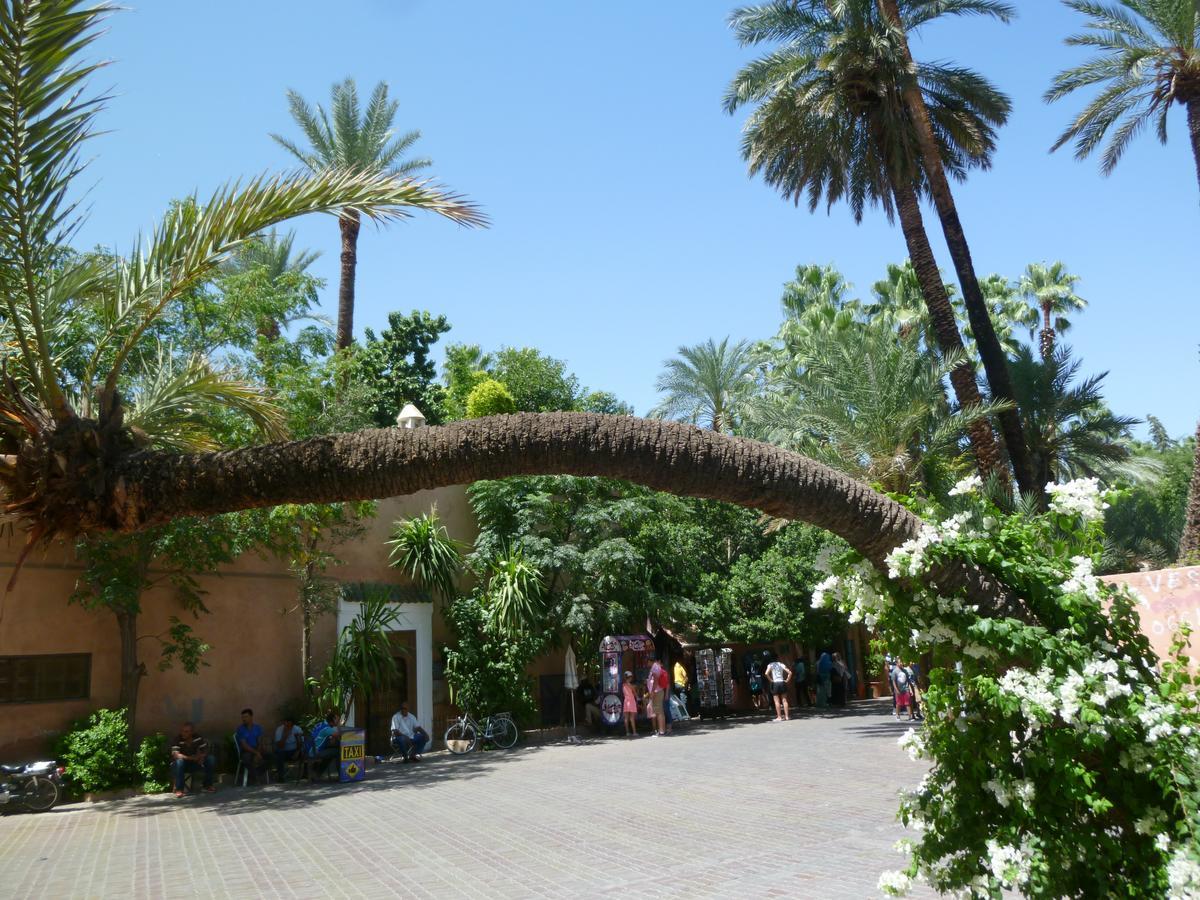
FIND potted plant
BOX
[865,638,888,699]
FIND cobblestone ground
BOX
[1,700,932,899]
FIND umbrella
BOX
[564,645,581,744]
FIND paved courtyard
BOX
[1,700,930,899]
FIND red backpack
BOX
[657,666,669,691]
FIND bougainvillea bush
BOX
[814,476,1200,898]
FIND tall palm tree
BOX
[1047,0,1200,195]
[0,0,1026,623]
[1008,345,1140,489]
[724,0,1009,481]
[1018,261,1088,360]
[651,337,756,432]
[871,0,1038,495]
[272,78,471,349]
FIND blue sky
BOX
[74,1,1198,435]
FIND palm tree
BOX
[1008,346,1140,489]
[867,261,936,344]
[746,314,1004,494]
[1018,261,1088,360]
[222,229,320,280]
[0,0,1026,623]
[871,0,1038,495]
[957,273,1038,357]
[724,0,1009,481]
[272,78,472,349]
[1046,0,1200,195]
[780,263,851,318]
[651,337,756,432]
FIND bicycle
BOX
[444,711,518,755]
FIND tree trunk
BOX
[1179,418,1200,564]
[336,211,361,351]
[1040,302,1055,361]
[114,606,145,745]
[92,413,1027,621]
[1188,99,1200,200]
[875,0,1036,496]
[890,178,1005,481]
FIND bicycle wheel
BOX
[20,776,59,813]
[491,716,518,750]
[444,721,477,755]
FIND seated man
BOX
[235,708,267,784]
[170,722,215,798]
[579,678,602,728]
[389,703,429,762]
[273,715,304,782]
[310,712,341,779]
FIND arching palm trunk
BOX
[74,413,1025,620]
[337,211,361,351]
[890,178,1005,482]
[876,0,1035,496]
[1179,418,1200,564]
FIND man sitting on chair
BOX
[273,715,304,782]
[390,703,429,763]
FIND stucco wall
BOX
[0,486,475,760]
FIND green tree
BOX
[489,347,580,413]
[353,310,451,426]
[272,78,483,349]
[442,343,493,419]
[466,378,517,417]
[724,0,1011,482]
[651,337,756,432]
[387,507,464,603]
[1018,261,1088,360]
[1103,427,1195,570]
[1180,417,1200,562]
[1047,0,1200,195]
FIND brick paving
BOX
[0,700,932,899]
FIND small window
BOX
[0,654,91,704]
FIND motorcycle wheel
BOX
[20,776,59,813]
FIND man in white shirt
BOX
[272,715,304,781]
[390,703,429,762]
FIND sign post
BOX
[339,728,366,783]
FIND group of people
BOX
[167,706,395,798]
[616,654,691,737]
[887,657,924,721]
[747,649,853,714]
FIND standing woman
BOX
[621,671,640,737]
[765,655,792,721]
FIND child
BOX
[622,671,639,737]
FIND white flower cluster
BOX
[1168,849,1200,899]
[886,512,973,579]
[986,840,1032,887]
[1046,477,1109,523]
[877,870,913,896]
[898,727,925,762]
[1061,555,1104,603]
[948,474,982,496]
[810,560,890,627]
[985,777,1036,808]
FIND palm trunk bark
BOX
[96,413,1026,620]
[876,0,1035,496]
[1040,302,1055,361]
[336,211,361,351]
[1178,418,1200,564]
[115,606,145,746]
[890,178,1005,481]
[1188,99,1200,200]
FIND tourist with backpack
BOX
[891,660,916,721]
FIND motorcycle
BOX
[0,761,64,813]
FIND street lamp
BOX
[396,403,426,429]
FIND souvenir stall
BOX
[694,646,736,719]
[598,634,657,727]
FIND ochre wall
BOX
[0,486,475,760]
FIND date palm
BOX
[273,78,474,349]
[869,0,1037,495]
[651,337,756,433]
[1018,261,1088,360]
[1047,0,1200,195]
[0,0,1026,623]
[724,0,1010,481]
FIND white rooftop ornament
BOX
[396,404,426,429]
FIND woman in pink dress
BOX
[621,671,640,737]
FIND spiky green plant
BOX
[387,507,464,602]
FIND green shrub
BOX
[443,593,542,726]
[465,379,516,418]
[135,733,170,793]
[55,708,137,794]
